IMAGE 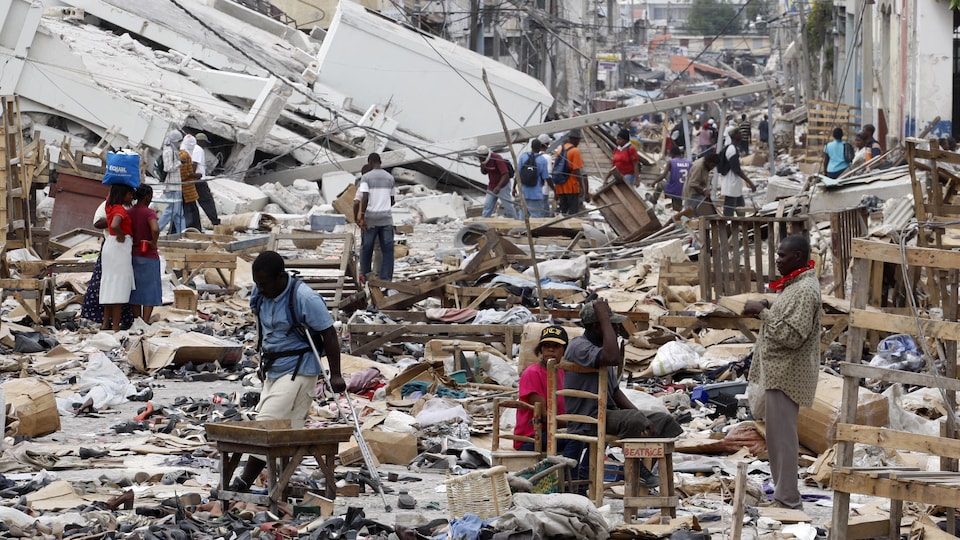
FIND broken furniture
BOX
[831,238,960,537]
[367,229,511,311]
[162,251,237,293]
[49,140,110,238]
[591,179,661,243]
[658,309,847,352]
[0,277,55,324]
[491,399,544,471]
[619,438,678,524]
[267,232,358,315]
[346,311,523,356]
[206,420,353,514]
[825,206,869,298]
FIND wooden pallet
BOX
[805,99,860,158]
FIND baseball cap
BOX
[536,325,568,354]
[537,133,553,145]
[567,128,582,139]
[579,301,627,325]
[475,145,491,157]
[195,133,209,142]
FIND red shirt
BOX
[106,204,133,237]
[480,153,510,191]
[611,144,639,176]
[128,205,159,259]
[515,363,565,450]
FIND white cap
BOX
[475,145,491,157]
[537,133,552,145]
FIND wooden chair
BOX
[491,399,544,472]
[546,358,619,506]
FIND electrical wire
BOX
[896,220,960,430]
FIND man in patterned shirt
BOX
[743,235,822,509]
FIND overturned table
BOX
[207,420,353,512]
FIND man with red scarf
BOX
[742,235,821,510]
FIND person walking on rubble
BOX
[681,153,721,216]
[738,114,752,156]
[358,153,396,282]
[742,235,821,510]
[605,129,640,187]
[515,325,569,451]
[229,251,346,492]
[156,130,186,234]
[517,139,551,219]
[719,126,756,217]
[477,145,518,220]
[562,299,683,490]
[758,115,770,146]
[553,129,586,215]
[180,135,203,230]
[651,145,691,211]
[192,133,221,226]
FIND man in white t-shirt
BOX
[718,127,756,217]
[358,153,396,282]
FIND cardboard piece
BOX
[2,377,61,437]
[360,430,418,465]
[798,372,889,454]
[174,288,198,312]
[127,332,243,373]
[25,480,89,511]
[332,184,358,224]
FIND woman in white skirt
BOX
[100,184,136,331]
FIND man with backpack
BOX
[477,146,518,219]
[552,129,586,215]
[517,139,551,218]
[821,127,851,179]
[718,127,757,216]
[229,250,346,492]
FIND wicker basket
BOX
[444,465,513,520]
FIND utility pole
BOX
[468,0,480,53]
[798,6,813,107]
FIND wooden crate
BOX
[591,180,660,242]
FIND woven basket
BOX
[444,465,513,520]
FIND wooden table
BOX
[206,420,353,512]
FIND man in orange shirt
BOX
[554,129,586,215]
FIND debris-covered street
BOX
[0,0,958,539]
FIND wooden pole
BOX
[730,461,748,540]
[481,68,546,316]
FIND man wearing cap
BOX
[553,129,586,215]
[562,299,683,488]
[514,325,569,451]
[192,133,220,226]
[719,127,756,217]
[477,146,517,219]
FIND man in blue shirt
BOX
[516,139,551,218]
[228,251,345,492]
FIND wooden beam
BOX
[851,238,960,269]
[850,309,960,342]
[835,424,960,457]
[840,362,960,392]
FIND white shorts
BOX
[256,374,318,428]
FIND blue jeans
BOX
[482,183,517,219]
[522,198,549,219]
[157,200,185,234]
[360,225,394,281]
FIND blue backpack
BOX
[551,145,571,185]
[251,275,324,379]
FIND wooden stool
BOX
[619,438,678,524]
[206,420,353,513]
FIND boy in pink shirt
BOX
[515,326,569,450]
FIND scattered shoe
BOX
[78,447,109,459]
[397,490,417,510]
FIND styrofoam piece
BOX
[401,194,466,223]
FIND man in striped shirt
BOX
[358,153,396,282]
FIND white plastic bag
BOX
[651,341,699,376]
[415,398,471,427]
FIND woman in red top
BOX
[606,129,640,187]
[128,185,161,323]
[99,184,136,331]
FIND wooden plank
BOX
[835,424,960,456]
[831,473,960,507]
[731,462,747,540]
[850,308,960,342]
[851,238,960,269]
[350,325,409,356]
[621,496,679,508]
[841,362,960,392]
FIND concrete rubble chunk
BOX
[209,178,270,215]
[397,193,467,223]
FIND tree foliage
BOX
[687,0,743,36]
